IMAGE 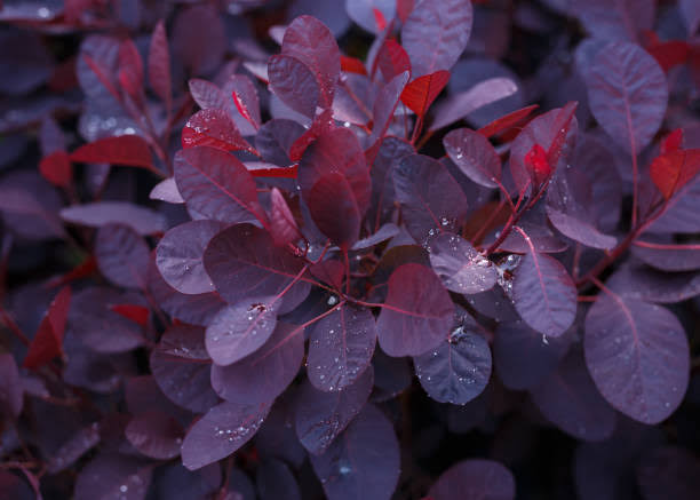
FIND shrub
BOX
[1,0,700,499]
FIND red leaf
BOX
[181,109,256,154]
[524,144,551,185]
[376,39,411,82]
[400,70,450,118]
[47,256,97,289]
[650,149,700,200]
[247,163,298,179]
[39,151,72,188]
[70,135,154,170]
[269,187,302,247]
[110,304,150,326]
[373,8,387,32]
[23,286,71,369]
[340,55,367,75]
[661,129,684,155]
[397,0,415,23]
[477,104,539,138]
[118,39,144,101]
[646,39,690,73]
[149,20,172,113]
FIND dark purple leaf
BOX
[256,119,306,167]
[371,349,413,402]
[352,223,400,250]
[74,453,153,500]
[203,224,310,313]
[376,263,453,357]
[254,396,307,468]
[296,367,373,455]
[172,5,225,75]
[531,350,616,442]
[46,423,101,474]
[0,28,53,95]
[308,173,362,249]
[631,240,700,272]
[392,154,468,243]
[174,146,266,225]
[206,296,279,366]
[367,71,410,150]
[511,239,577,338]
[584,293,690,424]
[154,464,222,500]
[289,0,352,37]
[0,353,23,419]
[680,0,700,35]
[414,327,491,405]
[574,0,655,42]
[346,0,395,33]
[60,202,166,235]
[498,220,568,254]
[367,137,414,230]
[428,232,497,294]
[210,323,304,405]
[268,54,320,118]
[126,410,184,460]
[181,401,270,471]
[95,224,150,289]
[443,128,501,188]
[257,459,302,500]
[308,305,376,392]
[156,220,226,295]
[400,0,473,77]
[429,459,515,500]
[636,446,700,500]
[310,404,400,500]
[586,41,667,155]
[149,20,172,112]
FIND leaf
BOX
[650,150,700,200]
[188,78,226,110]
[367,71,410,150]
[400,70,449,117]
[586,41,667,154]
[126,410,184,460]
[637,446,700,500]
[257,459,302,500]
[295,368,373,455]
[400,0,473,77]
[156,220,226,295]
[346,0,396,33]
[443,128,501,188]
[574,0,656,42]
[182,109,255,154]
[174,146,266,225]
[149,20,172,112]
[511,243,577,338]
[531,350,617,442]
[95,224,150,289]
[632,240,700,272]
[282,15,340,108]
[203,224,310,313]
[429,459,516,500]
[228,74,262,131]
[268,54,320,118]
[61,202,166,235]
[210,323,304,405]
[367,137,415,230]
[680,0,700,35]
[206,296,279,366]
[172,4,226,75]
[149,178,184,204]
[310,404,400,500]
[376,263,454,357]
[428,232,497,294]
[307,305,377,392]
[376,39,411,82]
[110,304,150,326]
[392,154,468,243]
[477,104,539,138]
[46,423,101,474]
[23,286,71,370]
[0,353,23,419]
[70,135,154,170]
[181,401,270,471]
[74,454,153,500]
[256,119,306,167]
[118,39,144,100]
[340,56,367,75]
[429,77,519,132]
[39,151,72,188]
[584,293,690,424]
[269,188,302,247]
[414,328,491,405]
[308,173,362,249]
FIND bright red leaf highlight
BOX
[23,286,71,369]
[400,70,450,118]
[650,149,700,200]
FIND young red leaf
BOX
[376,39,411,82]
[443,128,501,188]
[95,224,150,289]
[477,104,539,138]
[376,263,454,357]
[585,293,689,424]
[307,305,377,392]
[661,129,684,155]
[646,39,690,73]
[308,173,362,249]
[118,39,144,101]
[650,150,700,200]
[182,109,255,154]
[109,304,150,327]
[23,286,71,370]
[400,0,473,77]
[524,143,550,185]
[70,135,154,170]
[400,70,449,118]
[174,146,267,225]
[39,151,72,188]
[397,0,415,23]
[586,41,668,155]
[428,232,497,294]
[269,188,302,247]
[149,20,172,112]
[340,55,367,75]
[680,0,700,35]
[268,54,320,118]
[429,459,515,500]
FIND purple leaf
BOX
[606,263,700,304]
[268,54,320,118]
[345,0,395,33]
[257,459,302,500]
[189,78,227,110]
[352,223,400,250]
[376,263,453,357]
[586,41,667,155]
[282,15,340,108]
[400,0,473,77]
[428,232,497,294]
[46,423,101,474]
[531,350,617,442]
[95,224,150,289]
[181,401,270,471]
[172,5,226,75]
[429,459,515,500]
[74,454,152,500]
[150,177,184,204]
[574,0,655,42]
[584,293,690,424]
[256,119,306,167]
[308,173,362,249]
[156,220,226,295]
[203,224,310,313]
[60,202,166,235]
[307,305,377,392]
[225,74,262,134]
[126,410,185,460]
[392,154,468,243]
[310,404,400,500]
[148,20,172,112]
[0,353,23,419]
[636,446,700,500]
[367,71,410,150]
[493,321,570,391]
[210,323,304,406]
[182,109,255,154]
[680,0,700,35]
[443,128,502,188]
[174,146,266,225]
[153,464,222,500]
[511,240,577,338]
[631,240,700,272]
[367,137,414,230]
[206,296,280,366]
[414,327,491,405]
[296,367,373,455]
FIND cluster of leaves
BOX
[2,0,700,499]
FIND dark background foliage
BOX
[1,0,700,499]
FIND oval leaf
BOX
[428,232,497,294]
